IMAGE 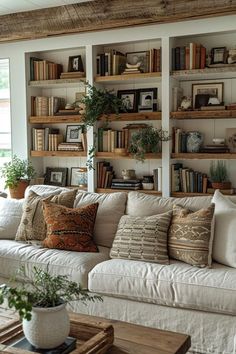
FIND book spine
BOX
[157,167,162,192]
[200,45,206,69]
[175,47,180,70]
[180,47,185,70]
[172,47,176,71]
[185,46,190,70]
[195,44,201,69]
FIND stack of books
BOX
[32,128,63,151]
[55,108,80,116]
[200,144,230,153]
[31,96,65,116]
[172,42,206,71]
[171,163,208,193]
[111,179,142,190]
[97,127,129,152]
[60,71,85,79]
[97,161,114,188]
[30,57,63,81]
[58,142,83,151]
[122,67,142,74]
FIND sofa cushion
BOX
[15,189,77,241]
[168,204,215,267]
[110,211,172,264]
[212,190,236,267]
[0,198,24,239]
[0,240,109,288]
[25,184,71,198]
[89,259,236,315]
[42,202,98,252]
[74,191,127,248]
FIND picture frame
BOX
[210,47,227,65]
[137,88,158,112]
[70,167,88,187]
[117,89,137,113]
[68,55,84,72]
[192,82,224,109]
[126,51,149,73]
[45,167,68,187]
[66,125,82,143]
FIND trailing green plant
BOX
[0,266,102,321]
[129,126,171,161]
[0,155,36,189]
[209,160,229,183]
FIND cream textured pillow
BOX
[15,189,77,241]
[110,211,172,264]
[212,189,236,267]
[0,198,24,239]
[168,204,215,267]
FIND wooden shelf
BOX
[31,151,87,157]
[29,78,85,88]
[172,153,236,159]
[94,72,161,84]
[99,112,161,121]
[96,188,162,195]
[29,115,83,124]
[171,192,211,197]
[170,110,234,119]
[96,152,162,159]
[171,65,236,81]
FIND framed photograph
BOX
[117,89,137,113]
[126,51,149,73]
[66,125,82,143]
[70,167,87,187]
[68,55,84,72]
[137,88,158,112]
[192,82,224,109]
[45,167,68,187]
[210,47,227,65]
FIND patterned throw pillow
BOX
[42,201,99,252]
[15,189,77,241]
[110,211,173,264]
[168,204,215,267]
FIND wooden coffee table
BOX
[0,308,191,354]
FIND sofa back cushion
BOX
[74,191,127,248]
[0,198,24,239]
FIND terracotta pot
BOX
[211,182,232,190]
[9,180,29,199]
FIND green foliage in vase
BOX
[0,266,102,321]
[129,126,171,162]
[209,160,229,182]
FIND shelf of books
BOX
[29,116,83,124]
[98,112,161,122]
[96,188,162,195]
[94,72,161,84]
[31,151,87,157]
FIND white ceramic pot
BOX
[23,303,70,349]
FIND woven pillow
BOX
[42,201,98,252]
[168,204,215,267]
[15,189,77,241]
[110,210,172,264]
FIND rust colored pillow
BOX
[42,201,99,252]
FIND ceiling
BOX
[0,0,91,15]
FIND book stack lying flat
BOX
[58,142,84,151]
[122,68,142,74]
[55,108,80,116]
[111,179,142,190]
[12,336,76,354]
[60,71,85,79]
[200,144,230,153]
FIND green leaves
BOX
[209,160,229,182]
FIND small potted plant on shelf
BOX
[209,160,231,190]
[0,155,36,199]
[129,125,170,162]
[0,266,102,349]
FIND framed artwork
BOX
[117,89,137,113]
[45,167,68,187]
[210,47,227,65]
[126,51,149,72]
[70,167,87,187]
[66,125,82,143]
[68,55,84,72]
[137,88,158,112]
[192,82,224,109]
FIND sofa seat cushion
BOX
[89,259,236,315]
[0,240,109,288]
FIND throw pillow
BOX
[0,198,24,239]
[212,189,236,267]
[15,189,77,241]
[168,204,215,267]
[110,211,173,264]
[42,201,99,252]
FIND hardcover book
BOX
[12,336,76,354]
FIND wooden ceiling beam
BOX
[0,0,236,43]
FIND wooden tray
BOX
[0,313,114,354]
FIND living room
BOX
[0,1,236,354]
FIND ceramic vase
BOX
[23,303,70,349]
[186,131,203,153]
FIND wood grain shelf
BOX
[29,116,83,124]
[96,152,162,159]
[171,192,212,197]
[31,151,87,157]
[172,153,236,159]
[96,188,162,195]
[99,111,161,121]
[171,65,236,80]
[28,78,85,88]
[170,110,234,119]
[94,72,161,84]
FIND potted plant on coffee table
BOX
[0,155,36,198]
[209,160,231,190]
[0,266,102,349]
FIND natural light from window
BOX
[0,59,11,191]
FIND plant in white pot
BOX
[0,266,102,349]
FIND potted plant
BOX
[0,155,36,199]
[129,125,170,162]
[209,160,231,190]
[0,266,102,349]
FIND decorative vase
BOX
[22,303,70,349]
[186,131,203,153]
[9,180,29,199]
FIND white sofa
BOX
[0,184,235,354]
